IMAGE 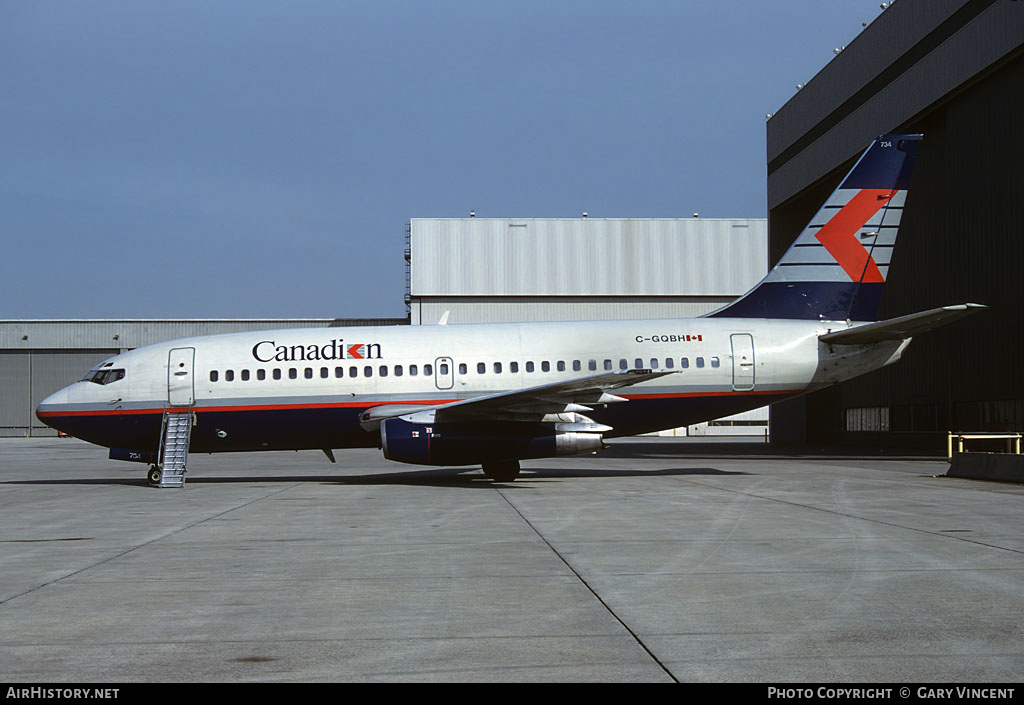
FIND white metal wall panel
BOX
[410,218,767,298]
[413,298,733,325]
[687,406,771,437]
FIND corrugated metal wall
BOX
[1,350,119,436]
[413,297,733,326]
[0,352,32,435]
[410,218,767,298]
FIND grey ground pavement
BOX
[1,437,1022,682]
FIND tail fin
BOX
[709,134,922,321]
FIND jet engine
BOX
[379,416,607,467]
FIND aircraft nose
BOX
[35,386,70,428]
[39,386,70,408]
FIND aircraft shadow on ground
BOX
[602,440,942,461]
[1,465,748,489]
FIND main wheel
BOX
[482,460,520,482]
[147,465,162,485]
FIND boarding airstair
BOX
[157,408,192,488]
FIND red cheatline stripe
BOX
[815,188,894,283]
[37,389,802,417]
[36,400,458,417]
[197,399,461,413]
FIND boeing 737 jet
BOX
[36,134,984,486]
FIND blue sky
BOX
[1,1,882,319]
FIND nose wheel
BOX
[147,465,162,485]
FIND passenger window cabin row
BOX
[208,356,721,383]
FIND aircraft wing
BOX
[359,368,671,429]
[432,368,674,419]
[819,303,987,346]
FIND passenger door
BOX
[167,347,196,406]
[434,356,454,390]
[730,334,755,391]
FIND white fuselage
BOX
[36,316,906,457]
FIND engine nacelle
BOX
[380,417,605,466]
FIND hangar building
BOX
[766,0,1024,448]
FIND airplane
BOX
[36,134,985,486]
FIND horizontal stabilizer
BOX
[819,303,987,345]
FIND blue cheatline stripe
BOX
[40,391,801,455]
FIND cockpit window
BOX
[83,368,126,385]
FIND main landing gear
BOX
[147,465,162,486]
[481,460,520,482]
